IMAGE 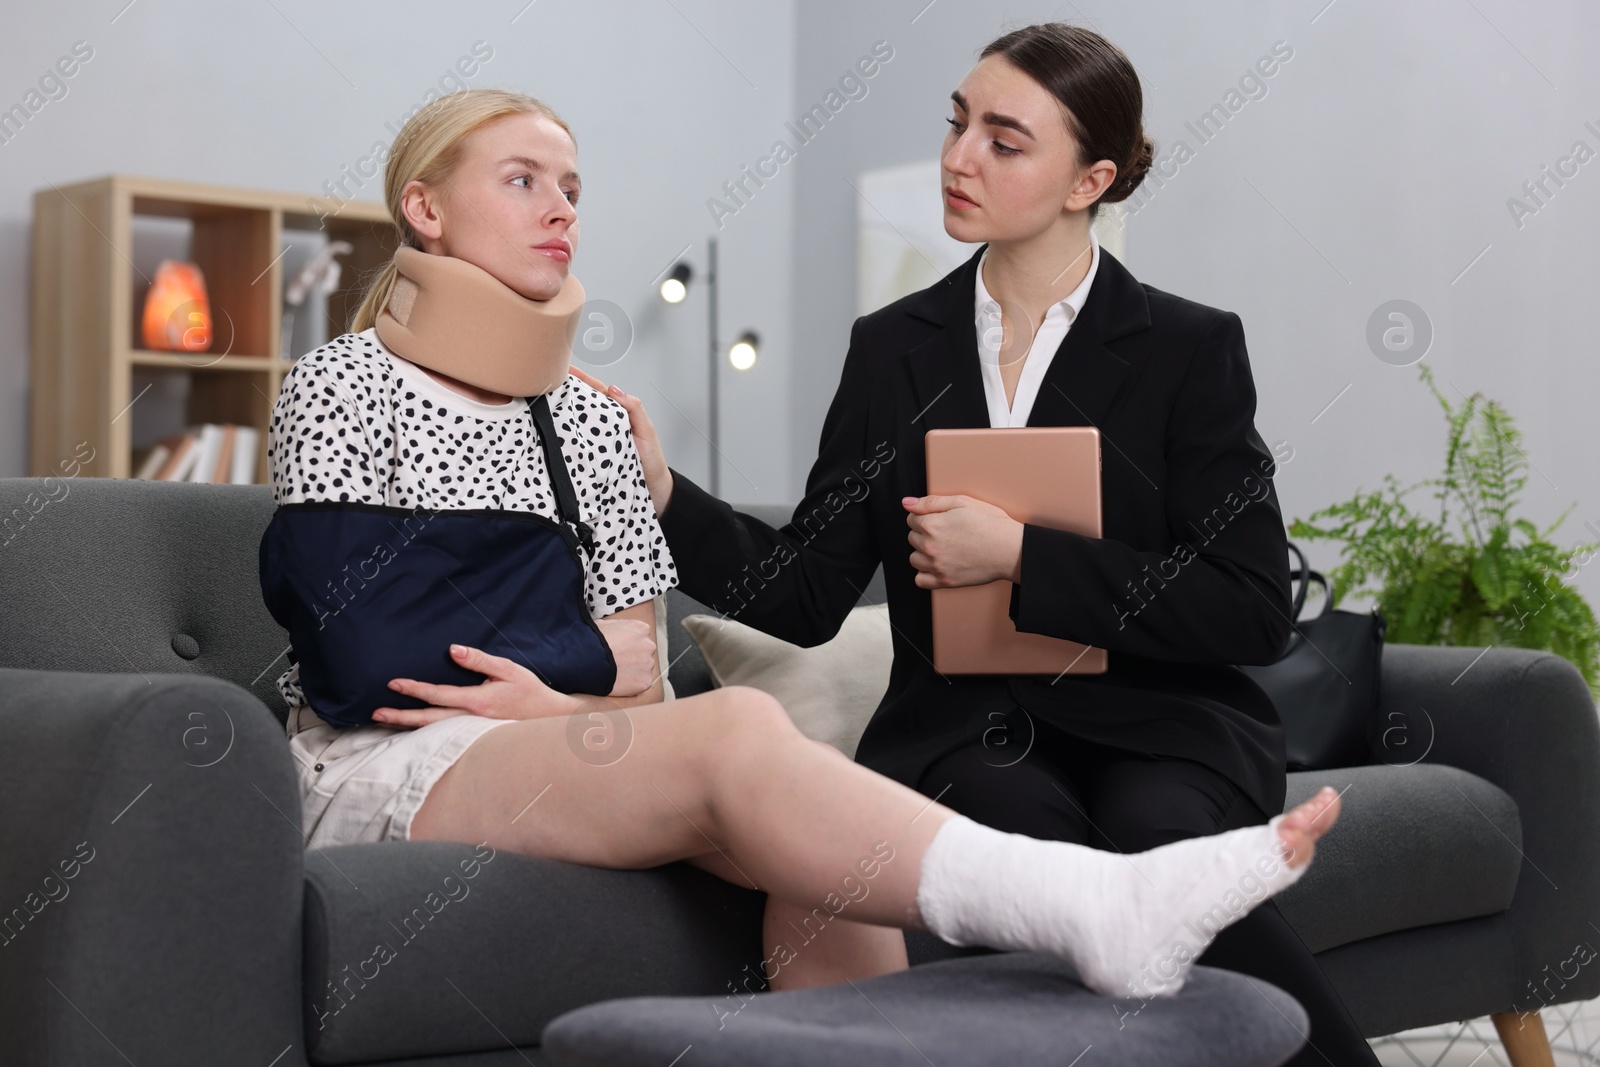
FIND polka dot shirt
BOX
[267,327,678,724]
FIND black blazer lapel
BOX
[1025,244,1151,430]
[904,246,990,432]
[902,242,1153,433]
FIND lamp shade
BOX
[141,259,212,351]
[660,261,692,304]
[728,330,759,370]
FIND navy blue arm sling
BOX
[258,392,618,729]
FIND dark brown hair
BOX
[980,23,1152,219]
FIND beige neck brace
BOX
[374,244,586,398]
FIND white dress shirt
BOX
[973,228,1101,427]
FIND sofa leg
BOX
[1491,1010,1557,1067]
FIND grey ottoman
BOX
[541,951,1308,1066]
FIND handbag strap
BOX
[526,393,596,558]
[1286,540,1333,622]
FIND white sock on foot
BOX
[914,812,1311,998]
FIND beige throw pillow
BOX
[653,595,675,702]
[680,605,893,758]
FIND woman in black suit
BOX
[576,22,1377,1067]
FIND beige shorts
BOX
[285,703,517,849]
[282,597,675,850]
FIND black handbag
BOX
[1236,541,1387,771]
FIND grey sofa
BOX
[0,477,1596,1066]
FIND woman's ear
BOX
[400,179,446,244]
[1065,159,1118,212]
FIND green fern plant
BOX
[1288,363,1600,697]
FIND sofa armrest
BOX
[0,669,307,1067]
[1371,643,1600,1003]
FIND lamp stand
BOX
[707,235,720,497]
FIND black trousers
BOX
[916,710,1379,1067]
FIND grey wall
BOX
[1,0,798,503]
[789,0,1600,610]
[5,0,1599,609]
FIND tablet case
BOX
[925,426,1107,676]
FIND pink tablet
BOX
[924,426,1107,676]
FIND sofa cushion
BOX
[541,951,1309,1067]
[1275,764,1522,953]
[300,841,766,1065]
[664,508,886,702]
[0,479,294,724]
[681,603,892,757]
[664,587,718,698]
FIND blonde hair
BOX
[349,88,577,333]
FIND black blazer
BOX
[658,242,1296,817]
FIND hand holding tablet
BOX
[923,426,1107,676]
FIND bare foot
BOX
[1276,785,1342,870]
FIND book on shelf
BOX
[135,423,260,483]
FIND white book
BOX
[134,443,171,480]
[187,424,221,483]
[230,425,259,484]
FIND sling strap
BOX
[527,393,597,559]
[378,377,597,559]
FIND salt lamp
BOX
[141,260,212,351]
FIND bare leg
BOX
[414,684,1335,924]
[411,686,955,929]
[686,828,909,991]
[760,902,909,991]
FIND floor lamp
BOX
[659,235,758,498]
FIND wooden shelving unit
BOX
[29,174,397,480]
